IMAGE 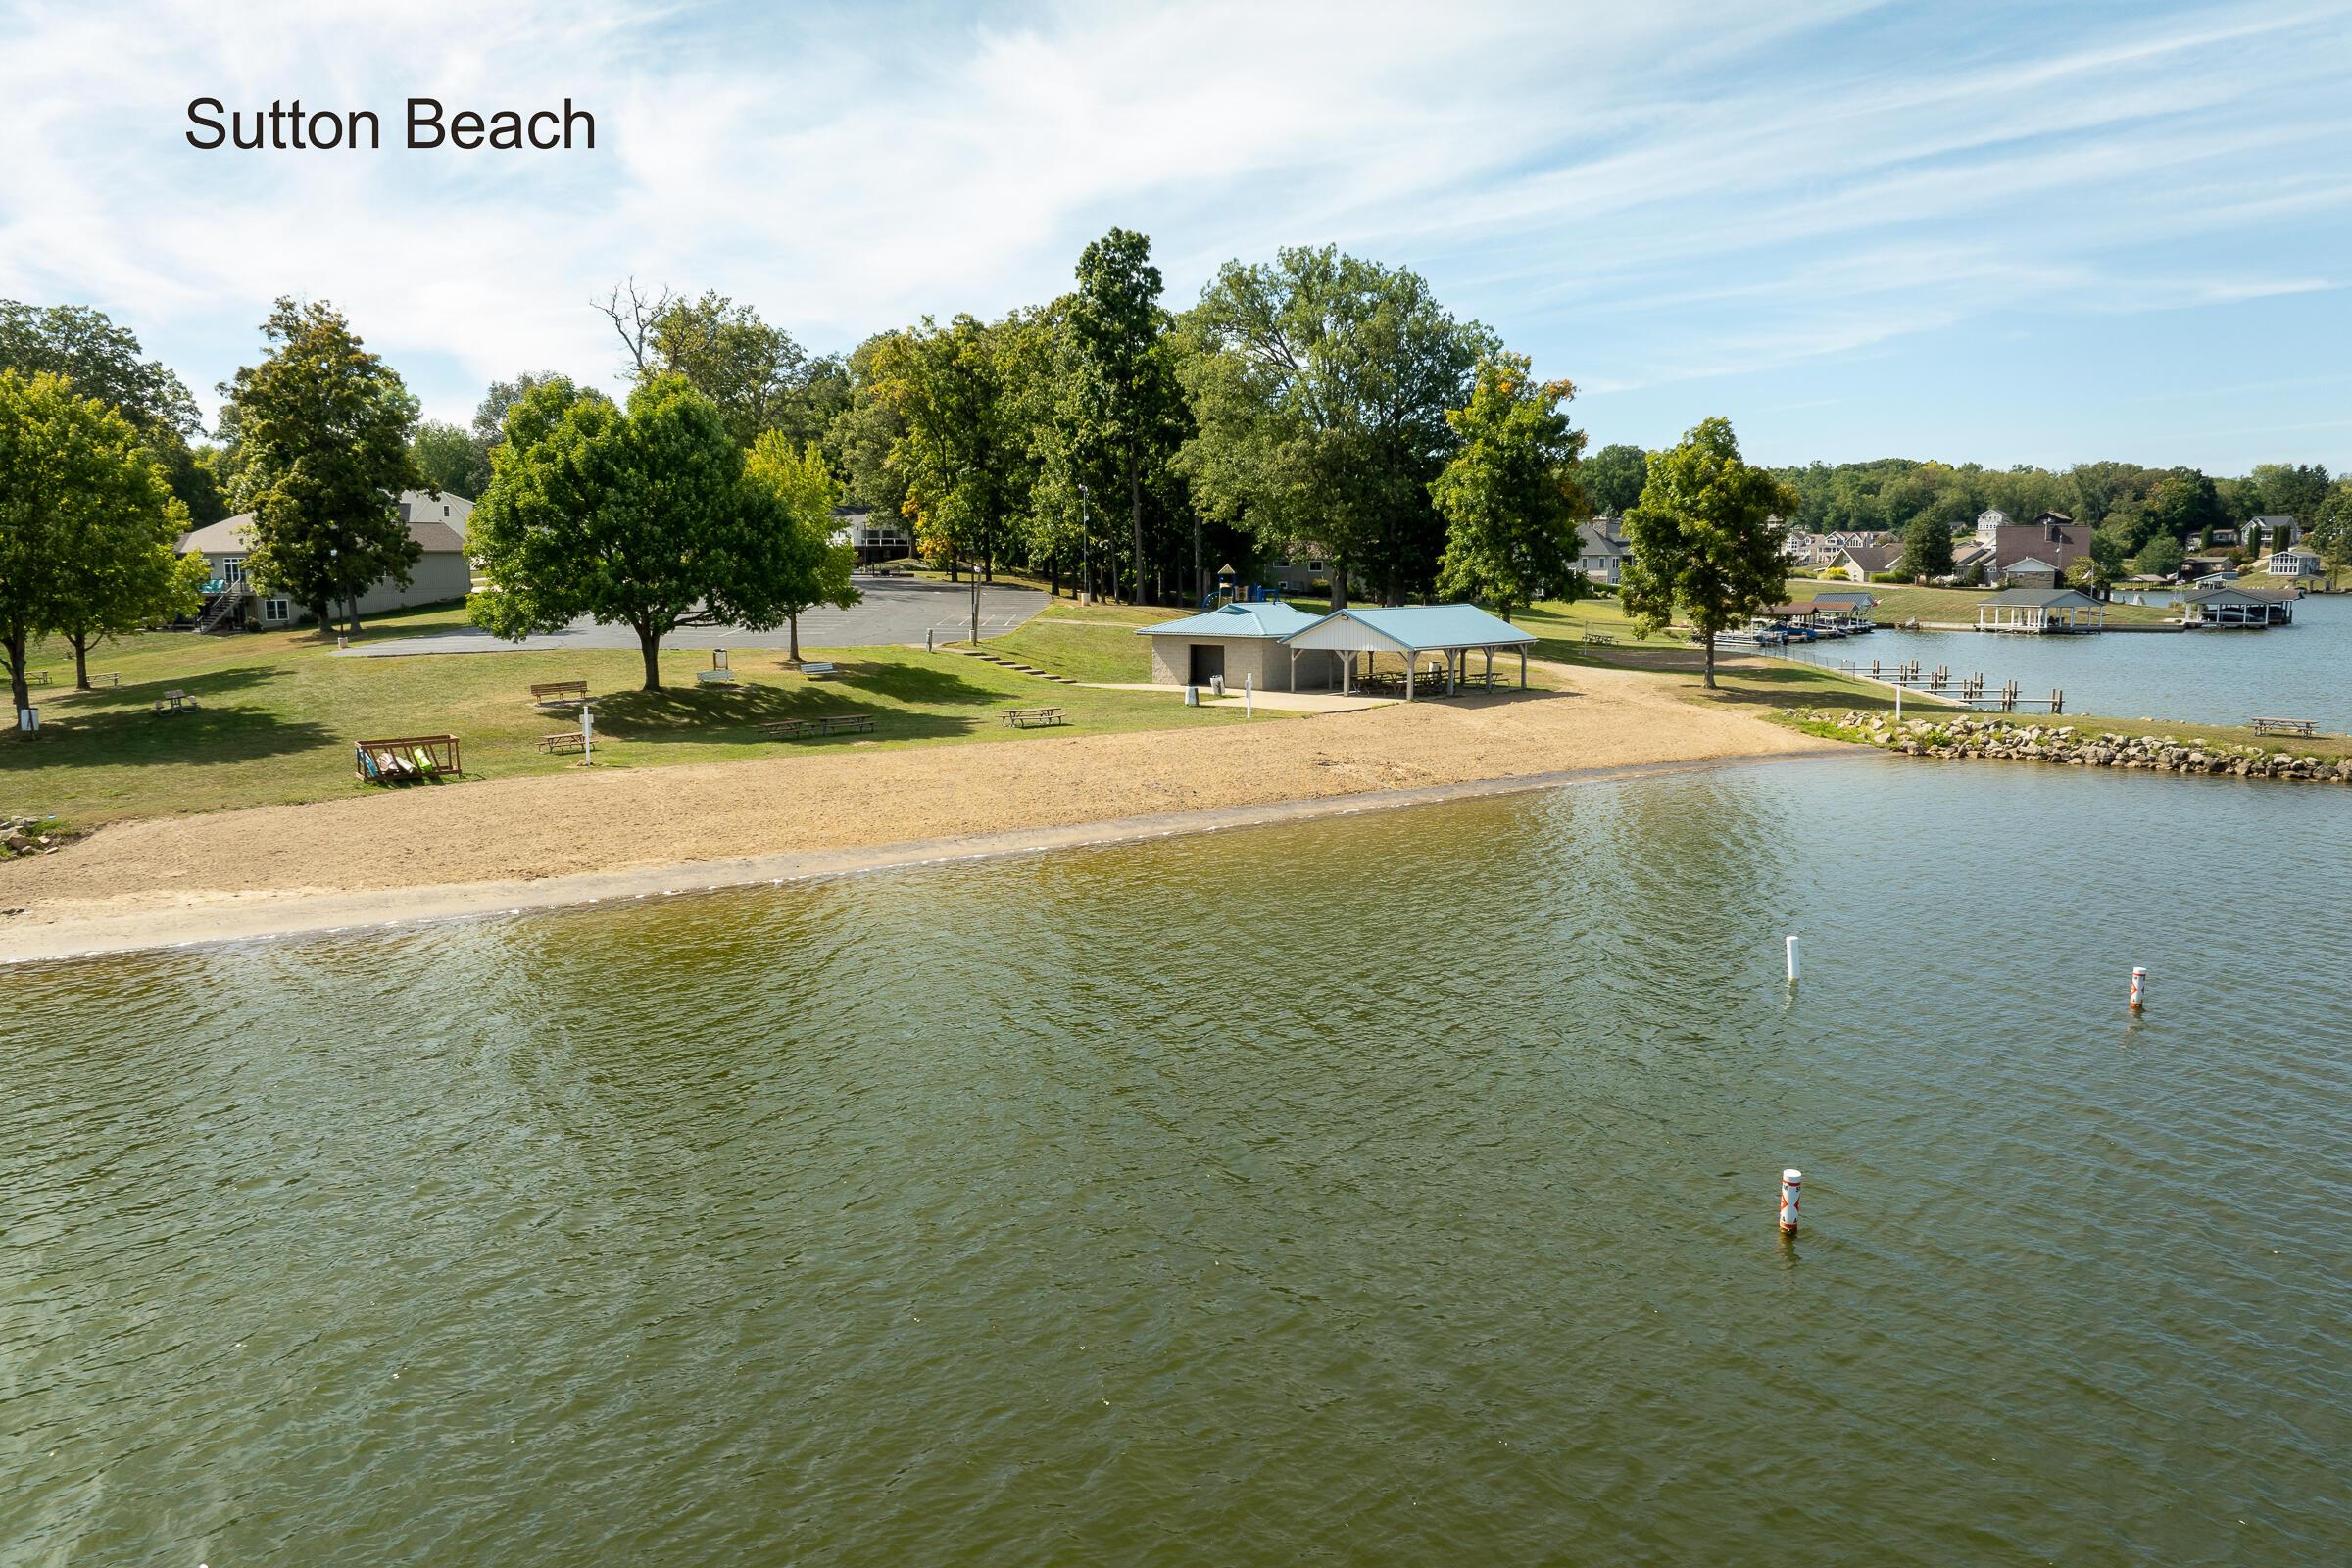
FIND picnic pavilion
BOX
[1280,604,1537,698]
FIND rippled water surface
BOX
[7,758,2349,1564]
[1788,590,2352,728]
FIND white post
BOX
[2129,965,2146,1011]
[1786,935,1800,984]
[1780,1169,1802,1234]
[580,704,594,767]
[1244,672,1252,719]
[1895,683,1903,721]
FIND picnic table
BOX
[2250,716,2319,738]
[1001,706,1066,729]
[530,679,588,709]
[539,730,588,754]
[759,713,875,740]
[1583,631,1617,645]
[152,688,200,714]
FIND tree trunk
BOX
[5,629,28,718]
[1703,630,1717,690]
[71,630,91,690]
[1194,516,1204,608]
[1127,446,1144,608]
[639,626,662,691]
[1331,565,1349,612]
[347,595,362,637]
[789,612,802,662]
[309,599,330,631]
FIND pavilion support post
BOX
[1406,661,1415,701]
[1446,649,1456,696]
[1519,648,1527,689]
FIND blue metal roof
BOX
[1281,604,1536,651]
[1136,600,1326,639]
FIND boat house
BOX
[2180,584,2297,627]
[1975,587,2106,633]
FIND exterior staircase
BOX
[944,645,1081,685]
[194,581,253,634]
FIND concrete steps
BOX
[943,645,1081,685]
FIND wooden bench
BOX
[354,733,462,783]
[800,662,839,679]
[1002,706,1066,729]
[530,680,588,709]
[539,730,588,754]
[2251,716,2319,738]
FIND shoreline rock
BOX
[1794,711,2352,784]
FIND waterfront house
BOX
[2249,515,2299,552]
[1827,543,1900,581]
[2180,584,2297,627]
[2265,547,2324,581]
[1991,517,2088,583]
[1975,587,2105,633]
[1974,509,2011,549]
[1578,515,1630,584]
[1945,541,1995,583]
[177,490,474,631]
[1137,599,1333,690]
[1998,557,2063,589]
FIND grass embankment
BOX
[1,606,1273,826]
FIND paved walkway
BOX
[340,577,1047,657]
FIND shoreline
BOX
[0,749,1845,964]
[0,659,1844,962]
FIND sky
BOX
[1,0,2348,473]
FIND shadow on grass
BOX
[830,662,1004,707]
[586,675,994,748]
[7,681,337,771]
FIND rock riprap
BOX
[1796,711,2352,783]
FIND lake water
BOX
[7,758,2349,1564]
[1787,591,2352,729]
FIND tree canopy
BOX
[217,298,420,632]
[1429,352,1589,621]
[467,374,820,689]
[743,430,858,662]
[1620,417,1796,689]
[0,370,192,710]
[1177,245,1491,607]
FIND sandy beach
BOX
[0,661,1839,961]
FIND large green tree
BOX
[2307,482,2352,576]
[1429,352,1588,621]
[2248,462,2330,522]
[1,299,221,524]
[1581,442,1648,516]
[1620,418,1797,690]
[1177,246,1491,607]
[743,430,859,662]
[1897,514,1954,578]
[869,312,1042,587]
[1067,228,1188,604]
[218,298,421,634]
[411,419,491,498]
[468,374,813,690]
[0,371,189,711]
[597,281,840,450]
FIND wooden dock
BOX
[1834,661,2064,712]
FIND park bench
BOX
[153,688,200,714]
[28,670,48,686]
[1001,706,1066,729]
[2250,716,2319,738]
[539,730,588,754]
[530,680,588,709]
[800,662,839,679]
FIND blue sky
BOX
[2,0,2347,472]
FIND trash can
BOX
[1184,685,1199,707]
[16,707,36,734]
[1210,675,1225,698]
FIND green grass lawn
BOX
[983,601,1173,683]
[2,606,1280,826]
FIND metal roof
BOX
[1980,587,2101,608]
[1136,600,1326,639]
[1280,603,1537,652]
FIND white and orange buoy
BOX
[1779,1168,1802,1234]
[2129,966,2147,1011]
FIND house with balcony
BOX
[176,490,474,631]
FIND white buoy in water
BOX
[1780,1169,1802,1234]
[2130,965,2147,1011]
[1786,935,1801,984]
